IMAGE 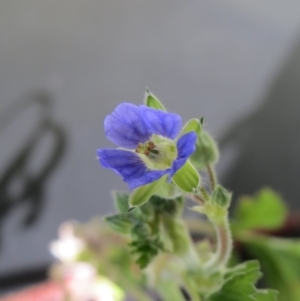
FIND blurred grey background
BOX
[1,0,300,292]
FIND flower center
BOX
[135,135,177,170]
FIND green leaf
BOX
[129,175,167,207]
[130,237,163,268]
[209,260,278,301]
[241,236,300,301]
[253,290,280,301]
[233,188,288,231]
[189,131,219,170]
[104,214,133,234]
[172,161,200,193]
[112,191,130,213]
[149,195,184,217]
[138,202,155,221]
[180,118,202,136]
[144,89,166,111]
[131,221,152,238]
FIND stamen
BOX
[148,141,155,148]
[135,135,177,170]
[135,141,157,156]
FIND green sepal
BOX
[144,89,166,111]
[172,161,200,193]
[190,131,219,170]
[155,181,182,199]
[112,191,130,213]
[212,185,232,209]
[191,203,227,224]
[104,214,133,234]
[129,175,167,207]
[180,118,202,137]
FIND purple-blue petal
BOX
[140,105,182,139]
[168,158,186,181]
[177,131,197,159]
[168,132,197,181]
[128,170,169,190]
[104,103,153,149]
[97,149,146,182]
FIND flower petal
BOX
[97,149,146,183]
[128,170,169,190]
[168,132,197,180]
[177,131,197,159]
[104,103,152,148]
[169,158,186,181]
[140,105,182,139]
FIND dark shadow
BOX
[219,38,300,209]
[0,263,49,290]
[0,90,67,247]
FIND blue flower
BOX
[97,103,197,190]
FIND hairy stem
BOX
[204,216,232,273]
[206,164,217,191]
[200,187,210,201]
[192,194,205,205]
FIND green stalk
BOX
[204,215,232,273]
[182,273,202,301]
[200,187,210,201]
[157,281,187,301]
[206,164,217,191]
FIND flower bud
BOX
[212,185,232,209]
[144,89,166,111]
[180,118,202,136]
[189,131,219,170]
